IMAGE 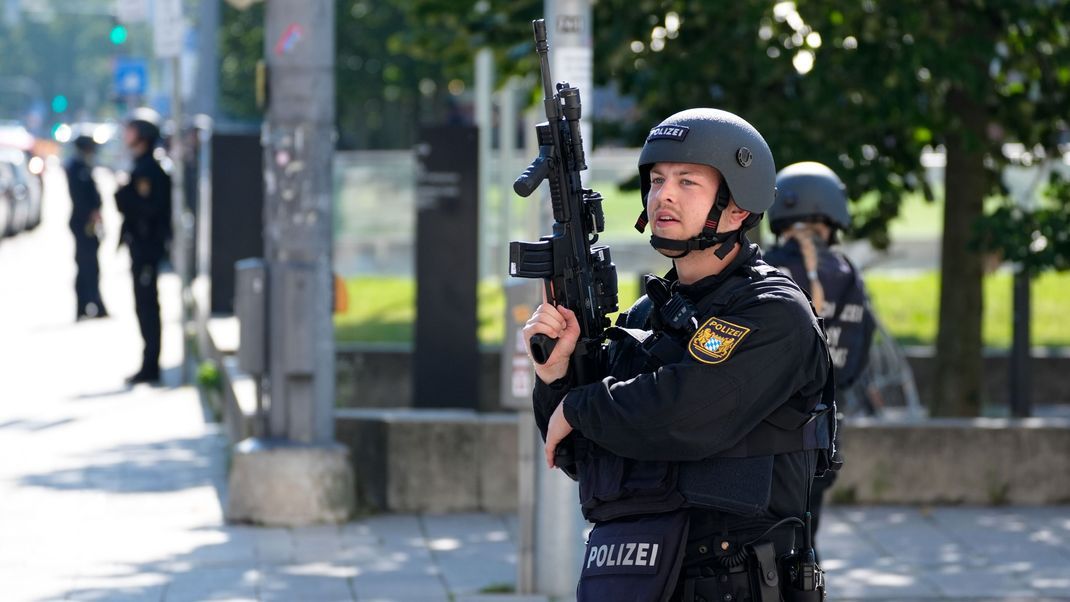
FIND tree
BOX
[594,0,1070,416]
[0,12,148,124]
[219,0,540,148]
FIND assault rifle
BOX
[509,19,619,473]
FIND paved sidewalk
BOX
[1,167,1068,601]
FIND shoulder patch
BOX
[688,316,751,365]
[136,177,152,197]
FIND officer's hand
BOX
[89,210,102,225]
[523,303,580,384]
[545,402,574,469]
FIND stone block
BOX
[226,439,355,526]
[831,417,1070,505]
[335,409,519,513]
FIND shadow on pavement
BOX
[0,417,76,431]
[19,435,225,494]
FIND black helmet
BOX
[126,107,161,145]
[770,161,850,235]
[73,135,97,153]
[635,108,776,258]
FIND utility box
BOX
[500,280,539,410]
[235,258,267,375]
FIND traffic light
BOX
[110,23,128,45]
[51,94,68,113]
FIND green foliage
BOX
[196,360,222,392]
[220,0,540,147]
[219,2,264,122]
[973,173,1070,273]
[592,1,1070,253]
[0,13,150,120]
[478,583,516,594]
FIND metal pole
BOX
[475,48,495,280]
[1003,160,1044,419]
[263,0,336,443]
[170,55,193,384]
[194,114,213,361]
[1010,267,1032,417]
[531,1,592,595]
[193,0,220,118]
[499,78,518,254]
[516,386,538,594]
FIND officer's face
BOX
[123,125,139,150]
[647,162,721,239]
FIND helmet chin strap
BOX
[637,179,742,260]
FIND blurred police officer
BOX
[764,161,877,551]
[525,109,837,601]
[65,135,108,321]
[115,108,172,385]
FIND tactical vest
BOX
[763,244,875,388]
[576,264,838,523]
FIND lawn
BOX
[335,270,1070,348]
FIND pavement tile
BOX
[351,570,448,599]
[1024,566,1070,598]
[161,565,259,601]
[253,528,295,565]
[831,563,943,600]
[259,568,354,601]
[924,565,1037,599]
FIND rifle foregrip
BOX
[514,155,550,198]
[530,333,557,365]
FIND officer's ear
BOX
[723,199,751,230]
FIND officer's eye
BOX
[681,178,696,186]
[650,176,665,185]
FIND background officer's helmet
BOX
[73,135,97,153]
[769,161,851,235]
[126,107,162,146]
[637,108,777,215]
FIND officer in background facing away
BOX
[115,108,172,385]
[65,135,108,321]
[763,161,877,552]
[525,109,837,601]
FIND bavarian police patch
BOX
[136,177,152,198]
[646,125,689,142]
[688,317,751,364]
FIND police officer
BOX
[115,108,172,385]
[65,135,108,320]
[525,109,837,601]
[764,161,877,552]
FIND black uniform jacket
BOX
[65,156,101,232]
[532,243,831,526]
[115,151,172,259]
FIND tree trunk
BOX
[932,88,987,417]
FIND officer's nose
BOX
[652,183,676,207]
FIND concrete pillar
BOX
[225,0,354,526]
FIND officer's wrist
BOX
[536,363,571,389]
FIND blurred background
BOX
[1,1,1069,601]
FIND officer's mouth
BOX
[653,210,681,229]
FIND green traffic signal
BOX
[51,95,68,113]
[110,24,128,45]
